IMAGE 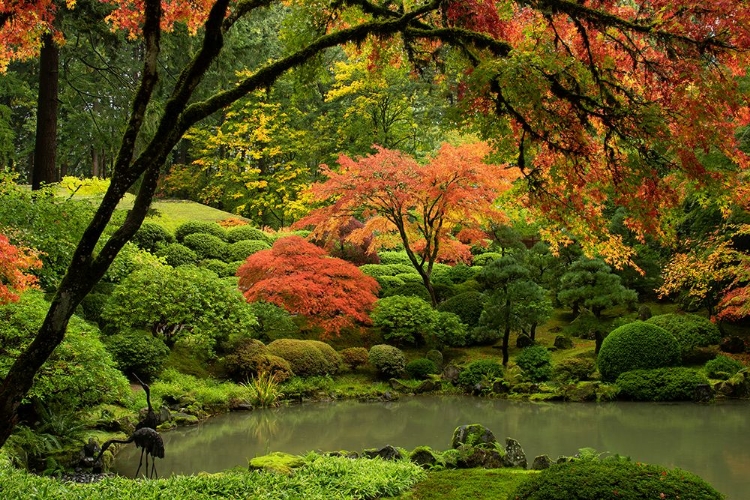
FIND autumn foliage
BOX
[236,236,379,338]
[0,233,41,304]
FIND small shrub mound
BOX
[597,322,681,382]
[437,291,485,328]
[224,339,294,383]
[405,358,438,380]
[372,295,436,346]
[516,345,552,382]
[305,340,343,374]
[647,313,722,356]
[228,240,271,262]
[704,355,745,380]
[132,222,174,252]
[183,233,228,261]
[616,368,709,401]
[339,347,369,371]
[512,459,723,500]
[457,359,504,389]
[157,243,197,267]
[267,339,334,377]
[175,220,227,242]
[368,344,406,379]
[553,357,595,382]
[432,311,467,347]
[226,225,271,243]
[103,328,170,381]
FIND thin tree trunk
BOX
[32,32,59,190]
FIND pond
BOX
[114,396,750,499]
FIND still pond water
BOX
[114,396,750,499]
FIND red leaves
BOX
[236,236,379,338]
[0,233,41,304]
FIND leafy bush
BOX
[78,292,110,324]
[339,347,369,370]
[467,325,501,345]
[244,301,300,342]
[395,273,423,284]
[447,263,479,284]
[616,368,709,401]
[378,250,413,265]
[360,263,417,278]
[103,329,170,381]
[182,233,229,261]
[224,339,293,383]
[646,313,722,356]
[368,344,406,378]
[472,252,503,266]
[226,225,271,243]
[425,349,443,369]
[228,240,271,262]
[512,459,723,500]
[175,220,227,242]
[150,369,258,414]
[431,311,468,347]
[372,275,405,296]
[200,259,231,277]
[132,222,174,252]
[457,359,504,389]
[372,295,437,346]
[704,355,744,380]
[104,242,167,283]
[430,263,453,285]
[516,345,553,382]
[437,291,485,328]
[383,282,431,301]
[156,243,198,267]
[267,339,335,377]
[553,357,595,382]
[405,358,438,379]
[597,322,681,381]
[306,340,343,374]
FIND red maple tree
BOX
[0,233,41,304]
[236,236,380,338]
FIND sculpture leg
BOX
[135,448,145,478]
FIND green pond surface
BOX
[114,395,750,499]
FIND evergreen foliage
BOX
[368,344,406,379]
[597,322,681,381]
[616,368,709,401]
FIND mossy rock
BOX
[451,424,497,449]
[410,446,439,469]
[172,412,200,426]
[248,452,306,475]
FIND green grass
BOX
[398,469,535,499]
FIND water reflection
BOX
[114,396,750,499]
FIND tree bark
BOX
[32,32,59,190]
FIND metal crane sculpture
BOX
[133,373,159,430]
[96,427,165,479]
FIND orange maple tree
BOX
[0,233,41,304]
[294,142,518,305]
[236,236,380,338]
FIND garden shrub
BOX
[431,311,467,347]
[378,250,412,265]
[339,347,369,370]
[457,359,504,389]
[553,357,595,382]
[472,252,503,266]
[103,328,170,381]
[395,273,423,284]
[704,355,744,380]
[382,282,431,302]
[157,243,198,267]
[512,459,723,500]
[372,275,405,296]
[597,322,681,381]
[103,242,166,283]
[372,295,437,346]
[447,263,479,284]
[200,259,231,277]
[182,233,228,261]
[306,340,343,374]
[175,220,227,242]
[405,358,438,379]
[226,225,271,244]
[78,292,110,324]
[228,240,271,262]
[466,325,501,346]
[425,349,443,369]
[430,263,453,285]
[368,344,406,379]
[267,339,333,377]
[360,263,417,278]
[437,291,485,328]
[616,368,709,401]
[245,301,300,342]
[132,222,174,252]
[646,313,722,356]
[516,345,553,382]
[224,339,293,383]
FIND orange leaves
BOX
[0,0,59,71]
[101,0,215,38]
[236,236,379,338]
[0,233,41,304]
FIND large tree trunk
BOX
[32,32,59,190]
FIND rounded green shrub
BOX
[553,357,595,382]
[516,345,553,382]
[306,340,343,374]
[646,313,722,356]
[616,367,709,401]
[224,339,293,383]
[368,344,406,378]
[597,322,681,381]
[704,355,744,380]
[228,240,271,262]
[245,301,300,342]
[457,359,504,389]
[447,263,479,284]
[175,221,227,242]
[226,225,271,244]
[512,459,723,500]
[200,259,231,277]
[378,250,412,265]
[267,339,333,377]
[339,347,369,370]
[430,263,453,285]
[157,242,198,267]
[373,275,406,296]
[472,252,503,266]
[360,263,417,278]
[103,328,170,381]
[405,358,438,379]
[437,291,485,328]
[372,295,437,346]
[182,233,229,261]
[382,282,431,301]
[79,292,110,324]
[432,311,467,347]
[132,222,174,252]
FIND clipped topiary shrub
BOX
[183,233,229,261]
[512,459,723,500]
[382,282,431,302]
[267,339,333,377]
[103,328,170,381]
[339,347,369,371]
[704,355,744,380]
[457,359,504,389]
[132,222,174,253]
[437,291,485,328]
[200,258,231,277]
[306,340,343,374]
[368,344,406,379]
[597,322,681,382]
[175,220,227,242]
[378,250,412,265]
[226,225,271,244]
[553,356,595,382]
[447,263,479,284]
[228,240,271,262]
[372,295,437,346]
[224,339,293,383]
[616,367,709,401]
[157,242,198,267]
[472,252,503,266]
[516,345,553,382]
[646,313,722,357]
[405,358,438,380]
[372,275,405,296]
[360,263,417,278]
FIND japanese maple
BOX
[236,236,380,338]
[0,233,41,304]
